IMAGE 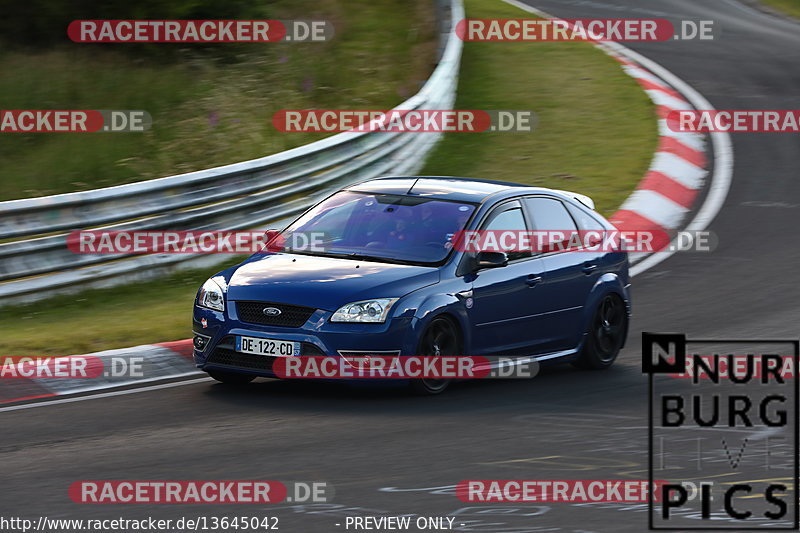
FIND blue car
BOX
[193,176,631,394]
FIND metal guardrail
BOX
[0,0,464,305]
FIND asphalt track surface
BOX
[3,1,799,532]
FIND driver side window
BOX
[482,205,530,261]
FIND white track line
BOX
[0,377,212,413]
[37,370,205,396]
[501,0,734,278]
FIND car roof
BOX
[345,176,556,204]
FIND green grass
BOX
[0,0,658,357]
[421,0,657,216]
[759,0,800,19]
[0,0,437,201]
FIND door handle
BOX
[581,263,598,274]
[526,275,543,287]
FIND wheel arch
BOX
[580,272,631,348]
[416,311,465,353]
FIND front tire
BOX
[409,316,460,395]
[574,293,628,370]
[207,369,256,385]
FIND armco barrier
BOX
[0,0,464,305]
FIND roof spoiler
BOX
[554,189,595,210]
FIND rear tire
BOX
[574,293,628,370]
[207,369,256,385]
[409,316,460,395]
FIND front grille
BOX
[236,301,316,328]
[205,336,327,372]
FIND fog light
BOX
[193,335,209,350]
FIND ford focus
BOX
[192,176,631,394]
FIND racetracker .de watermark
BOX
[68,20,333,43]
[71,481,282,504]
[667,110,800,132]
[272,109,536,133]
[456,480,666,502]
[0,110,151,133]
[0,355,147,379]
[0,356,103,379]
[456,18,717,41]
[452,229,716,254]
[272,356,538,380]
[67,230,321,254]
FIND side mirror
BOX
[263,229,283,252]
[475,251,508,269]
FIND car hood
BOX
[227,253,440,311]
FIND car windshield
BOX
[277,191,477,264]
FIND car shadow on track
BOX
[198,352,645,417]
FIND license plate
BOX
[235,336,300,357]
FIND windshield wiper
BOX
[342,252,412,265]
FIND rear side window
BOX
[565,202,605,231]
[523,197,581,253]
[524,197,577,232]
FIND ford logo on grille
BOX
[263,307,282,316]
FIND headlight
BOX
[197,278,225,312]
[330,298,398,323]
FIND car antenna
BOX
[406,177,420,195]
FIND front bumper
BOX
[193,303,415,378]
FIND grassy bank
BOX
[0,262,240,357]
[0,0,436,201]
[759,0,800,19]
